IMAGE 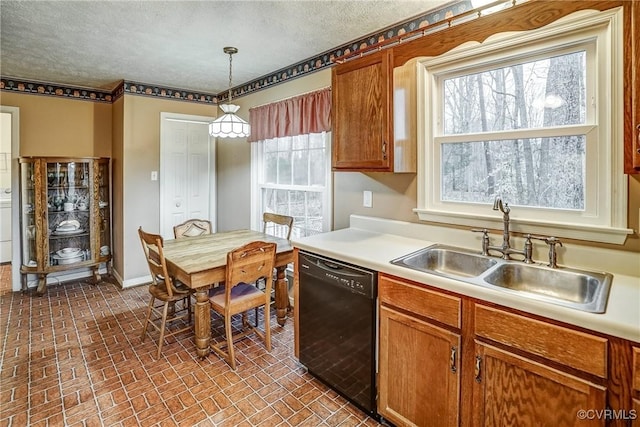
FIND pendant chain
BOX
[227,53,233,102]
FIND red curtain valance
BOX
[247,87,331,142]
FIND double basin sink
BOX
[391,244,612,313]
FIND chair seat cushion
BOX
[209,283,263,309]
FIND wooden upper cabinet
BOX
[332,49,415,172]
[624,0,640,174]
[332,49,392,171]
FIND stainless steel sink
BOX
[390,244,612,313]
[391,245,497,278]
[483,263,612,312]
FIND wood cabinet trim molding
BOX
[633,346,640,392]
[379,273,461,329]
[475,304,608,378]
[393,0,624,67]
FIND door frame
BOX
[159,112,216,239]
[1,106,21,291]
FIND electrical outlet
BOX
[363,190,373,208]
[151,171,158,181]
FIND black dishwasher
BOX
[298,250,378,418]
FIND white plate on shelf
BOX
[52,253,83,265]
[57,220,80,230]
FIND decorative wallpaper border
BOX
[0,78,114,103]
[1,0,470,104]
[121,81,218,104]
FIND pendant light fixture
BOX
[209,47,251,138]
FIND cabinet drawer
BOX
[379,275,461,329]
[475,305,607,378]
[633,347,640,392]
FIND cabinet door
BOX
[94,159,111,260]
[46,160,92,267]
[332,49,392,171]
[624,0,640,173]
[378,305,460,427]
[473,342,606,426]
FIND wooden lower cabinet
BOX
[473,341,606,426]
[633,346,640,426]
[378,305,460,427]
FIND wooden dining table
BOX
[153,229,294,359]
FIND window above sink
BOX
[414,8,632,245]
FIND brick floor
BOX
[0,278,381,426]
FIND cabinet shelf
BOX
[48,232,89,240]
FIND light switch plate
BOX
[151,171,158,181]
[363,190,373,208]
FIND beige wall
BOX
[1,92,111,158]
[119,95,214,282]
[111,98,124,280]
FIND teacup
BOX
[77,202,87,211]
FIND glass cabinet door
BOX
[20,160,37,268]
[96,159,111,259]
[46,160,92,267]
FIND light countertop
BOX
[292,216,640,343]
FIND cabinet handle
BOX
[475,355,482,383]
[450,346,457,373]
[382,140,387,160]
[636,124,640,154]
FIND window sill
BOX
[413,208,634,245]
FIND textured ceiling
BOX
[1,0,452,95]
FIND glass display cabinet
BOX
[19,157,112,295]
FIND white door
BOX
[160,113,215,240]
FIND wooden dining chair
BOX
[208,240,276,370]
[173,218,213,239]
[260,212,294,307]
[138,227,194,358]
[262,213,294,240]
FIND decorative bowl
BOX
[56,248,81,258]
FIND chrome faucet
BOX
[486,196,527,260]
[471,196,563,266]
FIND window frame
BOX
[414,8,631,244]
[250,131,333,238]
